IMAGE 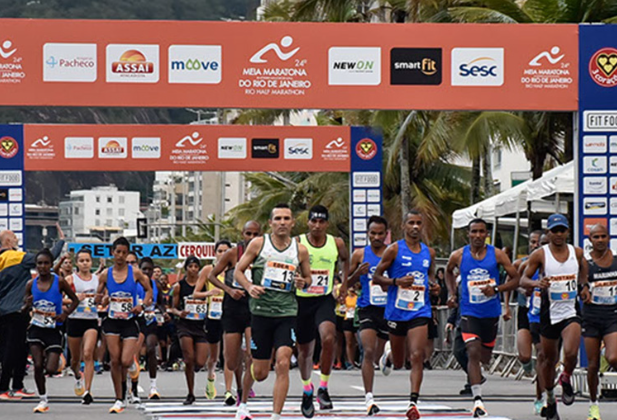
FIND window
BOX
[119,209,125,216]
[95,209,100,216]
[493,147,502,170]
[106,219,113,227]
[74,207,79,215]
[96,196,100,203]
[107,196,113,203]
[106,208,112,216]
[119,196,125,204]
[95,219,100,226]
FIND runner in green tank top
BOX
[296,205,349,417]
[234,204,312,420]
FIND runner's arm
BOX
[134,267,153,308]
[208,248,237,294]
[296,243,312,289]
[428,247,440,296]
[521,250,545,290]
[576,248,591,303]
[346,249,367,288]
[335,237,350,299]
[372,243,398,287]
[21,280,33,313]
[59,277,80,319]
[234,238,262,292]
[445,250,462,303]
[95,269,108,303]
[493,249,520,293]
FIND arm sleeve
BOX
[50,240,65,260]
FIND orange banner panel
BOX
[0,19,577,111]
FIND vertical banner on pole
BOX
[0,124,25,248]
[578,25,617,253]
[349,127,383,249]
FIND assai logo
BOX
[107,44,159,83]
[251,138,279,159]
[356,138,377,160]
[168,45,222,84]
[132,137,160,159]
[328,47,381,86]
[218,138,247,159]
[98,137,127,159]
[65,137,94,159]
[0,136,18,159]
[284,138,313,160]
[43,43,97,82]
[589,47,617,88]
[390,48,441,85]
[451,48,504,86]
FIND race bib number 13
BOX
[263,261,296,292]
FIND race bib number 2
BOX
[263,261,296,292]
[395,285,425,311]
[591,280,617,305]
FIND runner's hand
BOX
[447,295,458,309]
[55,313,68,323]
[445,322,454,333]
[481,285,496,297]
[131,305,144,315]
[163,312,171,322]
[180,310,189,319]
[336,285,347,304]
[538,277,550,290]
[429,281,441,296]
[209,288,223,297]
[294,274,307,290]
[248,284,266,299]
[503,306,512,321]
[397,275,415,289]
[356,262,370,276]
[580,286,591,304]
[228,288,246,301]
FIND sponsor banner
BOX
[178,242,218,259]
[0,125,25,247]
[23,125,351,172]
[0,19,577,110]
[578,25,617,253]
[68,242,178,259]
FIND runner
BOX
[172,256,220,405]
[156,272,173,371]
[296,205,349,417]
[96,237,153,414]
[342,286,359,369]
[373,210,440,420]
[446,218,520,417]
[125,251,143,404]
[194,240,232,401]
[583,224,617,420]
[234,204,312,420]
[23,249,79,413]
[201,221,261,406]
[65,248,100,404]
[347,215,389,415]
[521,214,589,420]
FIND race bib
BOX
[144,310,156,326]
[369,281,387,306]
[548,275,577,302]
[233,267,252,289]
[531,289,542,314]
[336,302,346,317]
[184,297,207,320]
[468,279,497,304]
[208,296,224,320]
[304,269,330,295]
[31,308,56,328]
[591,280,617,305]
[155,312,165,326]
[109,297,133,319]
[263,261,296,292]
[345,306,355,320]
[76,293,97,318]
[395,285,425,311]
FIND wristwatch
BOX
[493,285,499,294]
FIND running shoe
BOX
[13,388,35,398]
[558,373,575,406]
[333,361,342,370]
[472,399,488,418]
[149,388,161,400]
[379,341,392,376]
[205,377,217,399]
[248,388,256,398]
[82,391,93,405]
[128,390,141,404]
[236,403,252,420]
[0,390,22,400]
[74,378,85,396]
[533,399,544,416]
[367,402,380,416]
[588,404,601,420]
[183,394,195,406]
[128,357,140,380]
[33,400,49,413]
[317,387,333,410]
[301,384,315,418]
[225,391,236,406]
[109,399,125,414]
[544,402,560,420]
[406,402,421,420]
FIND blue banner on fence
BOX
[68,243,178,259]
[0,124,25,249]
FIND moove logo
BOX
[168,45,222,84]
[132,137,161,159]
[451,48,504,86]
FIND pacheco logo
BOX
[589,47,617,88]
[0,136,18,159]
[112,50,154,74]
[356,138,377,160]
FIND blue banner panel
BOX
[68,242,178,259]
[0,124,25,248]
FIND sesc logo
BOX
[284,138,313,160]
[168,45,222,84]
[451,48,504,86]
[43,43,97,82]
[328,47,381,86]
[131,137,160,159]
[107,44,159,83]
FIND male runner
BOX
[234,204,312,420]
[521,214,589,420]
[125,251,143,404]
[205,221,261,405]
[96,237,152,413]
[347,216,389,415]
[582,224,617,420]
[373,211,440,420]
[296,205,349,417]
[446,218,519,417]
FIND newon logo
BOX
[132,137,161,159]
[390,48,441,85]
[284,138,313,159]
[218,138,247,159]
[451,48,504,86]
[328,47,381,86]
[251,139,279,158]
[168,45,222,84]
[106,44,159,83]
[43,43,97,82]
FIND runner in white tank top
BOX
[521,214,590,420]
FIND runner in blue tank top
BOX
[372,211,440,420]
[95,237,152,414]
[446,218,519,418]
[347,216,389,415]
[23,249,79,413]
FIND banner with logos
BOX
[23,125,351,172]
[0,19,576,111]
[577,26,617,253]
[0,125,25,247]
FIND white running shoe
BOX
[74,378,85,396]
[109,399,125,414]
[33,400,49,413]
[379,341,392,376]
[236,403,252,420]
